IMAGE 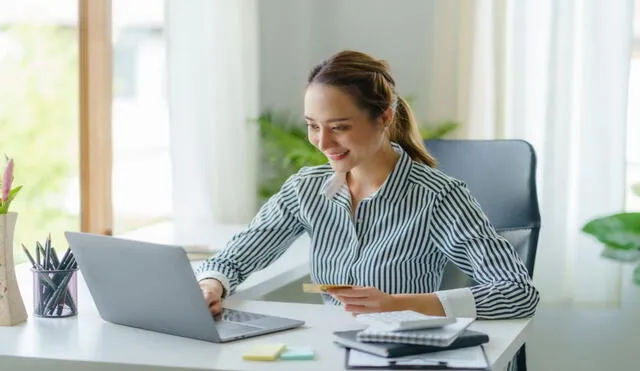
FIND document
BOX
[345,345,489,370]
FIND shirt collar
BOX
[320,142,413,202]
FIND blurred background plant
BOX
[582,183,640,285]
[256,100,459,200]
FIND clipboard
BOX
[344,345,490,370]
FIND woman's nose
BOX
[317,129,334,151]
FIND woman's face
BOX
[304,83,388,173]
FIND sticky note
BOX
[279,346,315,360]
[302,283,352,293]
[242,343,286,361]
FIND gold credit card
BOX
[302,283,352,293]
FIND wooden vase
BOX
[0,212,28,326]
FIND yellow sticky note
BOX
[242,343,286,361]
[302,283,352,293]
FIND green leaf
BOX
[7,185,22,201]
[634,263,640,286]
[582,213,640,250]
[601,246,640,262]
[0,185,22,213]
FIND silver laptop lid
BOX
[65,231,221,342]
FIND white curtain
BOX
[165,0,259,241]
[426,0,633,306]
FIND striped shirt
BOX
[196,143,540,319]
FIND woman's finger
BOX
[210,301,223,315]
[336,296,376,306]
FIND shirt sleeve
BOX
[194,173,305,295]
[429,183,540,319]
[434,288,477,318]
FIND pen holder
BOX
[32,268,78,318]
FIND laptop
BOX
[65,231,305,343]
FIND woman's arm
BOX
[195,173,305,296]
[426,183,540,319]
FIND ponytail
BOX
[390,97,436,167]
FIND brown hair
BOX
[307,50,436,167]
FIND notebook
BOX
[356,317,475,347]
[334,329,489,358]
[345,346,490,370]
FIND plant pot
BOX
[0,212,28,326]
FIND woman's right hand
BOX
[199,278,225,315]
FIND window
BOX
[626,0,640,211]
[0,0,80,264]
[111,0,172,234]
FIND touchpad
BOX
[215,321,262,338]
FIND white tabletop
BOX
[0,292,530,371]
[0,224,532,370]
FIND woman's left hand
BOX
[327,286,397,314]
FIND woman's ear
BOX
[381,107,394,128]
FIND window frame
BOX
[79,0,113,235]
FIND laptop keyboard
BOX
[218,309,268,323]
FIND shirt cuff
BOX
[434,288,477,318]
[195,271,230,299]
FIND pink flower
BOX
[2,158,13,202]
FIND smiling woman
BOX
[196,50,539,326]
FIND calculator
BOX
[355,310,455,332]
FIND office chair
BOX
[425,139,541,371]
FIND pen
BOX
[37,242,46,268]
[58,248,71,270]
[21,244,37,268]
[38,241,49,270]
[47,234,60,269]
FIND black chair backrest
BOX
[424,139,541,290]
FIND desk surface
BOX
[0,224,531,371]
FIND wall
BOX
[259,0,435,121]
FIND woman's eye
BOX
[307,123,319,130]
[332,126,348,131]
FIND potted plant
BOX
[582,183,640,285]
[0,155,28,326]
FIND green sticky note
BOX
[279,346,315,360]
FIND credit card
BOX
[302,283,352,293]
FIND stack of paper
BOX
[356,317,476,347]
[345,346,490,370]
[334,328,489,358]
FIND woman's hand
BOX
[327,286,396,314]
[199,278,225,315]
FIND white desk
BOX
[0,224,532,371]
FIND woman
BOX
[196,50,539,320]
